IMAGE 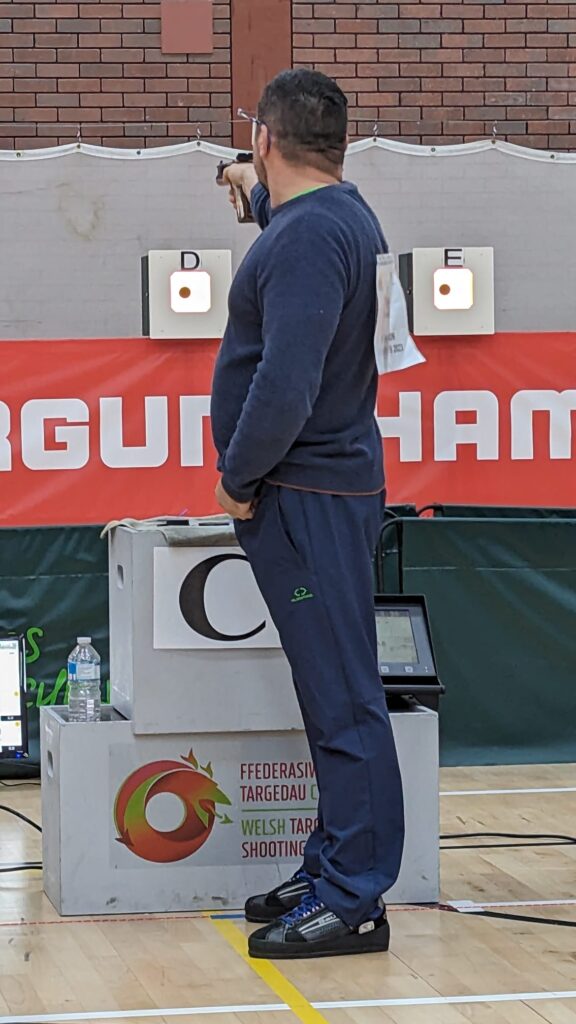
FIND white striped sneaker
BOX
[248,893,390,960]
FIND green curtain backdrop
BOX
[0,526,109,773]
[2,513,576,772]
[391,517,576,765]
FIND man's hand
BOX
[221,162,258,208]
[215,478,255,521]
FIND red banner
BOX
[1,333,575,527]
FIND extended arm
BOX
[220,163,271,229]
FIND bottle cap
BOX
[77,636,92,644]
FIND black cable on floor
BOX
[0,864,42,873]
[442,841,575,850]
[0,805,42,833]
[0,780,41,788]
[438,831,573,847]
[465,909,576,929]
[439,830,576,927]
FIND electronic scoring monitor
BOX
[0,635,28,759]
[375,595,443,700]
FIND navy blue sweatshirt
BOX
[210,181,388,503]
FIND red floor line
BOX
[0,905,444,929]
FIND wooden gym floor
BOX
[1,763,576,1024]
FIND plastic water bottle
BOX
[67,637,101,723]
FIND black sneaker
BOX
[248,894,390,960]
[244,870,315,923]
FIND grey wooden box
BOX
[41,704,439,916]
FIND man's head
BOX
[253,69,348,189]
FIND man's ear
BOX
[258,124,272,158]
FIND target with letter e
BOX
[398,246,495,337]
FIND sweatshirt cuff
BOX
[250,183,271,230]
[221,474,258,505]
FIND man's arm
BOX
[220,219,349,503]
[221,164,271,229]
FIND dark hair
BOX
[257,69,348,172]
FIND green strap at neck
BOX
[288,185,330,203]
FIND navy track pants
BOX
[235,483,405,927]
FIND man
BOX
[211,69,404,960]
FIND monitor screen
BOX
[376,609,418,666]
[0,637,25,756]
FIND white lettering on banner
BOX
[100,396,169,468]
[511,390,576,460]
[20,398,89,470]
[0,401,11,471]
[378,392,423,462]
[180,395,212,467]
[434,391,499,462]
[1,390,575,472]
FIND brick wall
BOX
[293,1,576,151]
[0,1,575,151]
[0,0,231,148]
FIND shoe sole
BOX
[245,909,283,924]
[248,922,390,960]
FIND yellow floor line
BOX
[212,919,329,1024]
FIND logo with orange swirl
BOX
[114,749,232,863]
